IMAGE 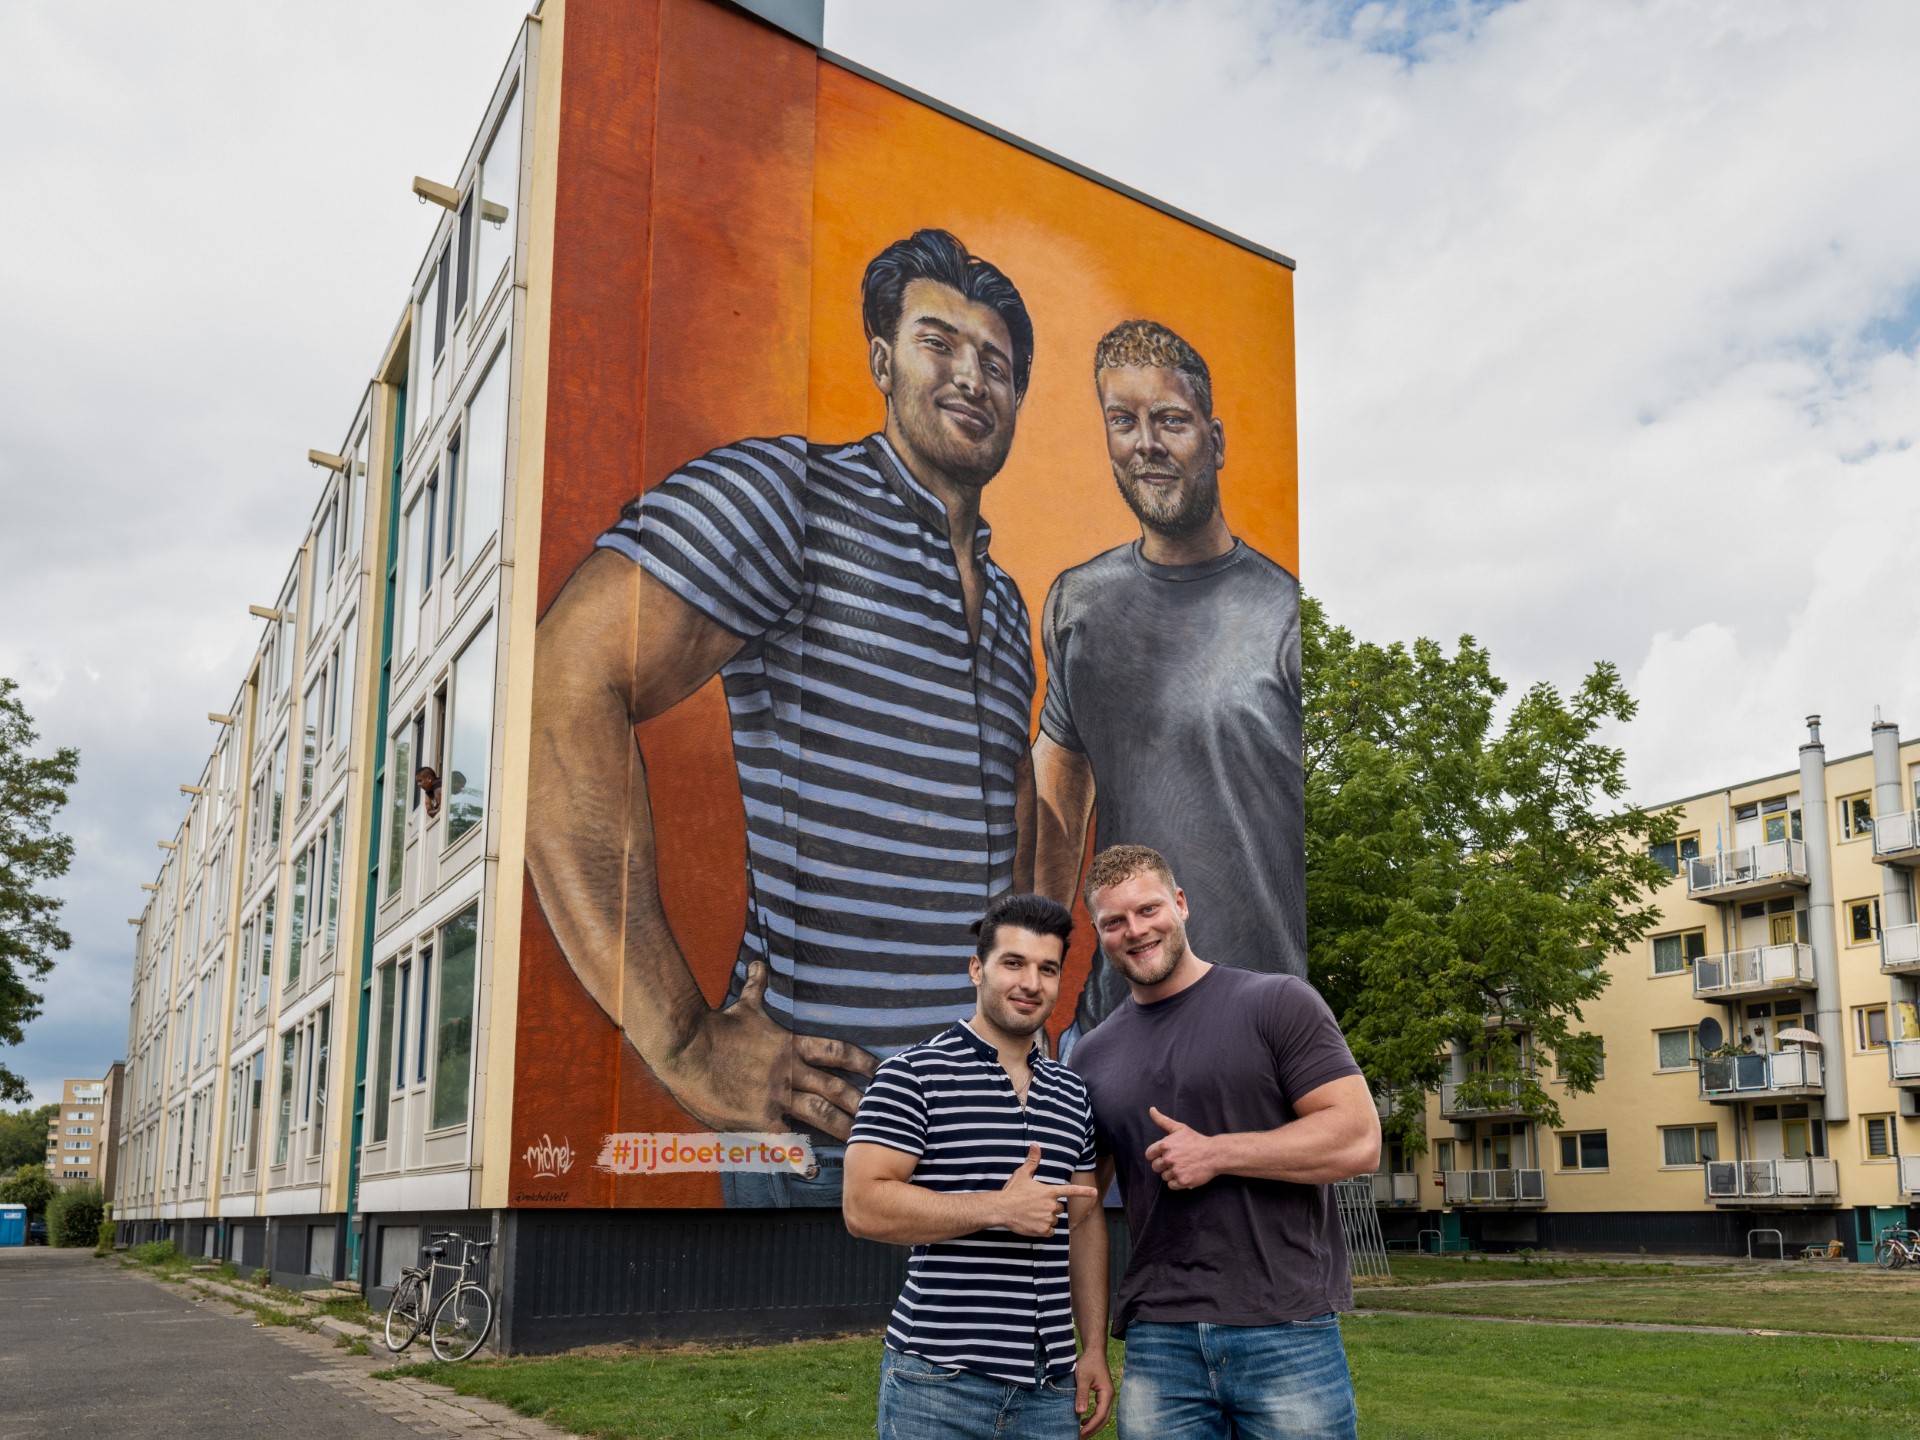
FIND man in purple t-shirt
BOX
[1068,845,1380,1439]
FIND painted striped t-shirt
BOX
[596,434,1036,1072]
[848,1022,1098,1385]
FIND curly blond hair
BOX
[1082,844,1179,911]
[1092,320,1212,415]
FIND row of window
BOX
[1431,1115,1903,1174]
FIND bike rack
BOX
[1747,1227,1784,1261]
[1416,1228,1442,1256]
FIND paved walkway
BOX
[0,1247,565,1438]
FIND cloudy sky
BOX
[3,0,1916,1104]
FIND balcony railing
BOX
[1698,1048,1823,1098]
[1889,1040,1920,1083]
[1872,811,1920,864]
[1901,1155,1920,1196]
[1369,1172,1422,1206]
[1439,1079,1530,1118]
[1685,841,1809,899]
[1881,923,1920,974]
[1442,1168,1545,1205]
[1691,943,1816,998]
[1705,1157,1839,1202]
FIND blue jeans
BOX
[877,1348,1079,1440]
[1117,1318,1357,1439]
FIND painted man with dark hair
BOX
[529,230,1040,1205]
[1034,319,1305,1049]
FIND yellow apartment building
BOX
[42,1067,122,1191]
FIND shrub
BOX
[132,1239,179,1265]
[253,1268,272,1287]
[95,1218,116,1253]
[47,1183,104,1247]
[0,1164,57,1222]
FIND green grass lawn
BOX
[384,1305,1920,1440]
[1360,1253,1705,1287]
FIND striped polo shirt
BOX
[849,1022,1098,1385]
[598,434,1036,1092]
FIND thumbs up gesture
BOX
[997,1144,1098,1237]
[1145,1106,1219,1191]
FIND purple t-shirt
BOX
[1069,965,1362,1335]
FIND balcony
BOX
[1881,923,1920,976]
[1691,943,1817,1001]
[1888,1040,1920,1086]
[1900,1156,1920,1196]
[1698,1048,1823,1102]
[1439,1079,1530,1120]
[1685,841,1810,903]
[1705,1157,1840,1206]
[1872,811,1920,869]
[1442,1168,1546,1207]
[1369,1172,1422,1206]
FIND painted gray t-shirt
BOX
[1039,538,1304,1031]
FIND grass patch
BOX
[1360,1267,1920,1337]
[337,1334,372,1357]
[377,1315,1920,1440]
[1360,1254,1706,1287]
[127,1239,191,1272]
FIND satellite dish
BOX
[1698,1017,1724,1052]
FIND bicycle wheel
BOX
[428,1281,494,1362]
[384,1272,429,1351]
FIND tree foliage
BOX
[0,1101,58,1173]
[0,678,78,1104]
[1302,596,1675,1152]
[0,1161,57,1221]
[47,1181,104,1247]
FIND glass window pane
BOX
[446,619,496,846]
[1662,1128,1695,1166]
[1580,1132,1609,1169]
[398,501,421,660]
[1698,1126,1718,1162]
[1559,1134,1578,1169]
[431,904,479,1129]
[1683,930,1707,961]
[372,965,395,1144]
[310,1006,330,1159]
[461,348,509,574]
[476,87,522,302]
[325,806,344,953]
[259,892,275,1003]
[1869,1008,1889,1048]
[273,1033,294,1166]
[1658,1030,1692,1069]
[1653,935,1681,974]
[286,851,307,988]
[384,732,411,900]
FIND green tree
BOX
[0,678,78,1104]
[1302,596,1675,1155]
[47,1181,104,1246]
[0,1101,59,1172]
[0,1161,57,1222]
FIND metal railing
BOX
[1442,1168,1545,1205]
[1891,1041,1920,1083]
[1881,923,1920,973]
[1438,1079,1529,1117]
[1698,1048,1823,1097]
[1368,1172,1421,1205]
[1900,1156,1920,1196]
[1685,840,1808,897]
[1872,811,1920,861]
[1705,1157,1839,1201]
[1334,1177,1392,1280]
[1691,942,1816,998]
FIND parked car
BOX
[27,1220,48,1245]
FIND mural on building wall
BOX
[513,0,1300,1208]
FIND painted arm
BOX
[1032,732,1095,907]
[1013,748,1036,893]
[526,548,876,1138]
[842,1140,1098,1246]
[1070,1155,1114,1438]
[1143,1074,1383,1190]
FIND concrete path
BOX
[0,1246,564,1438]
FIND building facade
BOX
[1373,718,1920,1258]
[43,1066,121,1190]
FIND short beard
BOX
[1105,920,1188,988]
[895,395,1014,491]
[1113,457,1220,541]
[981,988,1049,1038]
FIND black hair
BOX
[970,892,1074,960]
[861,229,1035,401]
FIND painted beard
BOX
[895,387,1014,491]
[1113,455,1220,540]
[1106,917,1189,987]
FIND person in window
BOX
[414,766,442,819]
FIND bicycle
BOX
[384,1230,497,1359]
[1874,1225,1920,1270]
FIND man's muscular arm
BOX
[1032,732,1095,907]
[527,548,876,1137]
[1144,1075,1382,1190]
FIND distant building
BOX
[1371,717,1920,1258]
[43,1065,122,1192]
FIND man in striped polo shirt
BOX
[845,893,1113,1440]
[528,230,1039,1205]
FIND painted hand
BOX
[654,962,878,1141]
[1145,1106,1219,1191]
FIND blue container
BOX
[0,1203,26,1247]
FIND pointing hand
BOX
[998,1143,1099,1237]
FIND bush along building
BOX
[1370,716,1920,1259]
[112,0,1313,1348]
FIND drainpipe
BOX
[1874,720,1916,1107]
[1800,715,1848,1122]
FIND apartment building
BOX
[42,1067,122,1190]
[1373,717,1920,1258]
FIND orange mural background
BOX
[512,0,1296,1208]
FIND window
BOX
[333,621,355,753]
[454,193,473,318]
[270,739,287,845]
[1847,897,1882,946]
[323,805,344,955]
[475,85,521,303]
[257,892,276,1006]
[460,347,509,574]
[383,729,412,900]
[1558,1131,1609,1171]
[1649,831,1701,875]
[444,429,462,571]
[1856,1004,1890,1052]
[398,497,423,661]
[395,958,412,1092]
[1864,1114,1899,1161]
[246,1050,265,1174]
[1652,928,1707,975]
[286,849,308,990]
[309,1005,330,1159]
[431,904,479,1129]
[273,1030,296,1166]
[1661,1125,1718,1166]
[433,237,452,362]
[1838,791,1874,840]
[409,288,434,441]
[372,962,396,1144]
[417,947,433,1086]
[1433,1139,1455,1172]
[446,618,497,846]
